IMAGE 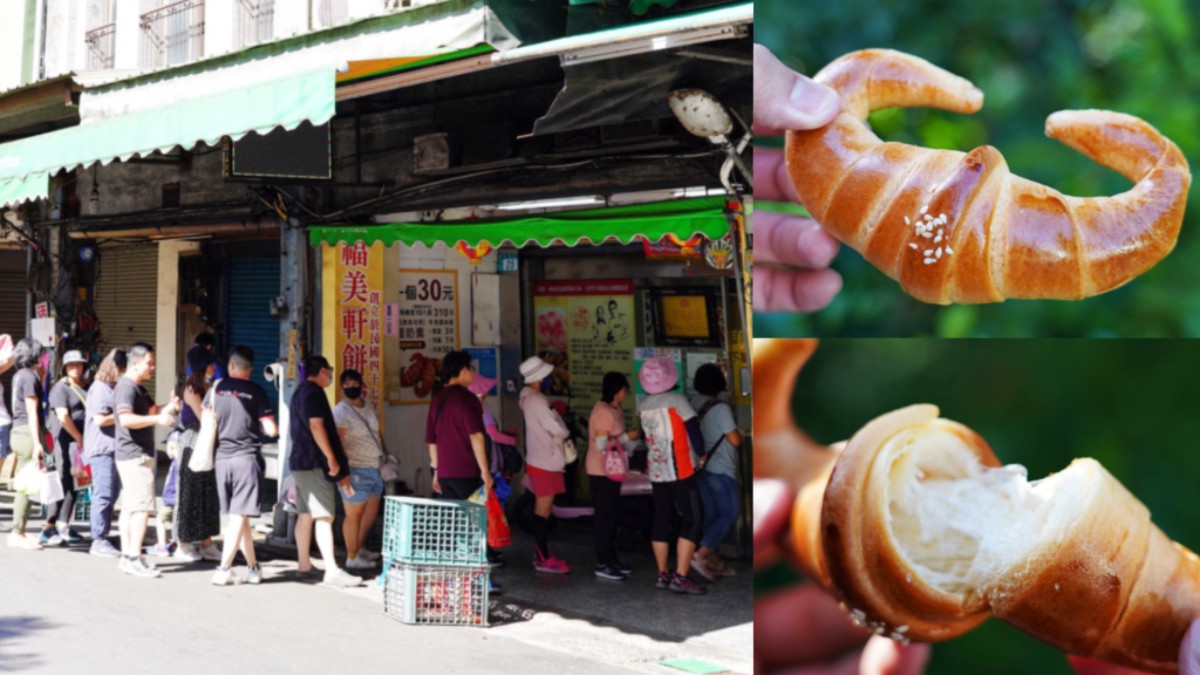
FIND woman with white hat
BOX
[518,355,572,574]
[636,356,708,595]
[43,349,91,545]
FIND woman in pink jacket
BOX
[518,356,571,574]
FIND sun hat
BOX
[519,356,554,384]
[638,356,679,395]
[61,350,87,371]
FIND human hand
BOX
[431,475,442,494]
[755,478,931,674]
[482,472,494,495]
[754,44,844,313]
[157,410,175,427]
[327,457,341,479]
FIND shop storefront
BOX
[310,195,752,555]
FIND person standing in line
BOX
[587,372,641,581]
[468,373,513,571]
[187,332,225,381]
[85,349,125,557]
[426,351,492,502]
[518,356,572,574]
[689,364,742,581]
[173,348,222,563]
[333,368,385,570]
[113,342,180,578]
[7,337,48,550]
[44,350,90,545]
[0,335,14,467]
[288,354,361,587]
[637,356,708,595]
[210,346,277,586]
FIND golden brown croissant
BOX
[784,49,1191,304]
[794,403,1200,673]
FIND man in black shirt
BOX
[288,355,361,588]
[113,343,179,578]
[210,346,278,586]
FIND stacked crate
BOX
[73,487,92,522]
[381,496,489,626]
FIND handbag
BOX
[188,383,220,472]
[562,438,578,464]
[496,441,523,474]
[345,403,399,480]
[603,437,629,482]
[17,462,64,504]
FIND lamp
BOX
[667,88,751,185]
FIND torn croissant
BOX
[785,49,1191,304]
[792,404,1200,673]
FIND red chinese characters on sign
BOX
[342,270,369,303]
[342,307,367,341]
[341,242,369,267]
[336,242,382,414]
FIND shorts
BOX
[292,468,336,519]
[216,454,262,517]
[116,456,157,513]
[340,467,383,504]
[527,466,566,497]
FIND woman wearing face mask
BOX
[587,372,640,581]
[172,348,222,562]
[518,356,572,574]
[333,369,385,570]
[43,350,91,545]
[8,337,48,550]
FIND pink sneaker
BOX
[534,551,570,574]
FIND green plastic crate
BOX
[382,496,487,567]
[383,561,489,626]
[73,487,91,522]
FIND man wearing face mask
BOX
[518,356,572,574]
[332,369,385,570]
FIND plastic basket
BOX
[382,496,487,566]
[73,487,92,522]
[383,562,489,626]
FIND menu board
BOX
[533,280,636,418]
[395,269,459,405]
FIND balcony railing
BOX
[85,23,117,70]
[140,0,205,70]
[313,0,348,30]
[235,0,275,48]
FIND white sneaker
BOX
[322,568,363,588]
[121,556,162,578]
[359,549,381,562]
[212,567,242,586]
[245,565,263,585]
[7,533,43,550]
[173,543,204,562]
[200,543,222,561]
[345,555,374,570]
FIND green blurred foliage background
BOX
[761,339,1200,674]
[755,0,1200,336]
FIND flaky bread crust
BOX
[784,49,1191,304]
[799,404,1200,673]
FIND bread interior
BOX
[882,424,1071,600]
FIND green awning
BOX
[0,68,335,204]
[308,197,733,248]
[0,171,48,209]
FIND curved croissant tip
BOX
[1043,109,1144,137]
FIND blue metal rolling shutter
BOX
[227,256,281,415]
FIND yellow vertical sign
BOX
[322,241,386,425]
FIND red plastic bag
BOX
[486,488,512,549]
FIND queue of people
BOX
[5,334,745,595]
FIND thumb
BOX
[754,44,840,135]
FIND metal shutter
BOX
[94,245,159,394]
[0,250,26,398]
[227,256,281,414]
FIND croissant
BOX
[784,49,1191,304]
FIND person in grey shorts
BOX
[288,355,361,588]
[207,346,278,587]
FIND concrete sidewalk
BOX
[0,488,752,674]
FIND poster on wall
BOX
[465,347,498,396]
[395,269,459,405]
[533,280,636,415]
[632,347,684,408]
[322,241,385,421]
[684,352,720,397]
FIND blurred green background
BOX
[755,0,1200,336]
[757,339,1200,674]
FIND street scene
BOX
[0,1,752,673]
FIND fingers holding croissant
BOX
[785,49,1191,304]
